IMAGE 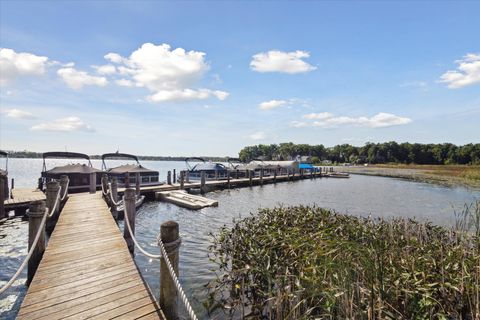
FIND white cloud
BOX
[104,52,125,64]
[259,99,288,110]
[1,108,36,119]
[57,67,108,89]
[105,43,228,103]
[302,112,334,120]
[250,50,316,74]
[399,81,428,91]
[147,88,229,102]
[0,48,49,85]
[92,64,116,75]
[249,131,266,140]
[116,79,136,87]
[439,53,480,89]
[291,112,411,128]
[31,116,94,132]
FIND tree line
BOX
[238,142,480,165]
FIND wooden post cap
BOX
[160,220,179,243]
[124,188,136,200]
[28,200,46,217]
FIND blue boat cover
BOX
[299,163,314,169]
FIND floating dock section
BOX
[156,190,218,210]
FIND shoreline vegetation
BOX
[341,164,480,190]
[207,204,480,319]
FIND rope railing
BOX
[122,196,198,320]
[0,178,69,295]
[107,183,122,206]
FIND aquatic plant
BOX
[207,202,480,319]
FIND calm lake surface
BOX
[1,159,479,318]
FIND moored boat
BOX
[40,152,103,193]
[101,152,160,188]
[185,157,229,180]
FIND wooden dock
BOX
[4,188,45,213]
[119,171,324,195]
[16,192,164,319]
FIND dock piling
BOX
[167,171,172,185]
[173,169,176,184]
[0,172,6,218]
[123,188,136,253]
[260,169,264,186]
[89,172,96,194]
[179,171,185,190]
[135,172,141,195]
[248,170,252,187]
[111,177,118,219]
[273,170,277,183]
[45,180,60,233]
[227,173,231,189]
[200,171,206,194]
[125,172,130,188]
[101,174,109,197]
[27,200,46,285]
[159,220,180,320]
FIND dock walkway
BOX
[16,192,163,319]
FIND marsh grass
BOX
[207,202,480,319]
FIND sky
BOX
[0,1,479,157]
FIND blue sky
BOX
[0,1,479,156]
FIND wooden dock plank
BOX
[17,193,163,319]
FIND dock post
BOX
[236,169,239,179]
[89,172,96,194]
[123,188,136,254]
[27,200,46,285]
[159,221,180,320]
[200,171,206,194]
[173,169,176,184]
[287,169,290,181]
[101,174,109,196]
[214,170,218,180]
[111,177,118,219]
[45,180,60,233]
[167,171,172,185]
[186,171,190,183]
[273,169,277,183]
[260,169,264,186]
[248,170,252,187]
[125,172,130,188]
[227,173,231,189]
[0,172,6,219]
[60,175,69,205]
[179,171,185,190]
[135,172,141,195]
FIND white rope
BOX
[108,183,121,206]
[122,198,198,320]
[158,238,198,320]
[124,201,161,259]
[0,209,47,295]
[60,179,69,201]
[47,188,61,218]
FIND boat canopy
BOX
[108,164,157,174]
[44,163,102,175]
[191,162,227,172]
[247,160,299,170]
[0,150,7,173]
[42,151,93,172]
[299,163,314,169]
[227,158,248,170]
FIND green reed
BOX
[207,202,480,319]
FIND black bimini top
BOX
[108,164,157,174]
[42,151,98,173]
[44,164,102,175]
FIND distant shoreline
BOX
[340,164,480,190]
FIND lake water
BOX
[1,159,479,319]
